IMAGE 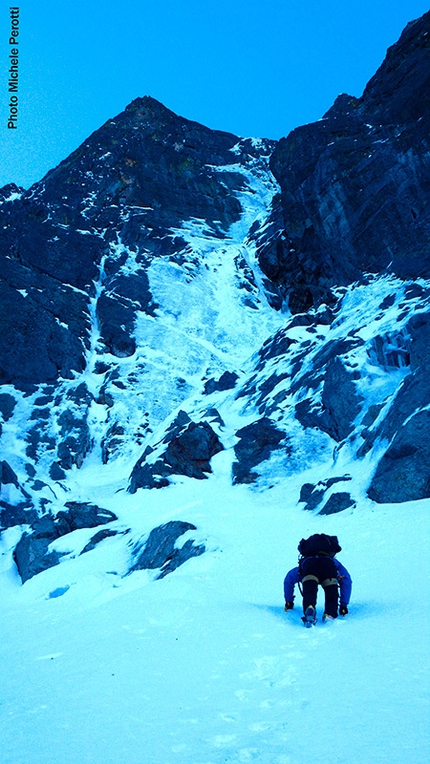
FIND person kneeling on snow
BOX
[283,534,352,625]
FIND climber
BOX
[283,533,352,626]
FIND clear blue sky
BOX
[1,0,429,189]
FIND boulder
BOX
[203,371,239,395]
[299,483,325,512]
[12,502,118,583]
[129,418,224,491]
[299,476,353,512]
[163,421,224,478]
[57,502,117,532]
[318,492,355,515]
[232,417,287,484]
[13,534,62,584]
[129,521,205,578]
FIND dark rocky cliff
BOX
[258,11,430,314]
[0,98,272,387]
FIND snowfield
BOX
[1,457,429,764]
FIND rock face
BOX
[0,460,36,530]
[0,96,268,388]
[367,409,430,503]
[258,11,430,312]
[295,356,363,443]
[203,371,239,395]
[299,477,354,514]
[129,413,224,491]
[358,310,430,502]
[129,521,205,579]
[13,503,118,583]
[232,418,287,484]
[1,13,430,588]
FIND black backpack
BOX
[298,533,341,558]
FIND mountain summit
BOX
[1,12,430,585]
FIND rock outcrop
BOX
[129,521,205,578]
[13,503,118,583]
[129,412,224,491]
[258,11,430,312]
[232,418,287,484]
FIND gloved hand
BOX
[284,601,294,611]
[339,604,349,616]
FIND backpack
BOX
[298,533,341,558]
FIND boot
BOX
[302,605,316,627]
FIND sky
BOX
[0,0,429,189]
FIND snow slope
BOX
[1,458,429,764]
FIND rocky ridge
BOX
[259,12,430,313]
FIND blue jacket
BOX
[284,558,352,606]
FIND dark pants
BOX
[301,556,339,618]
